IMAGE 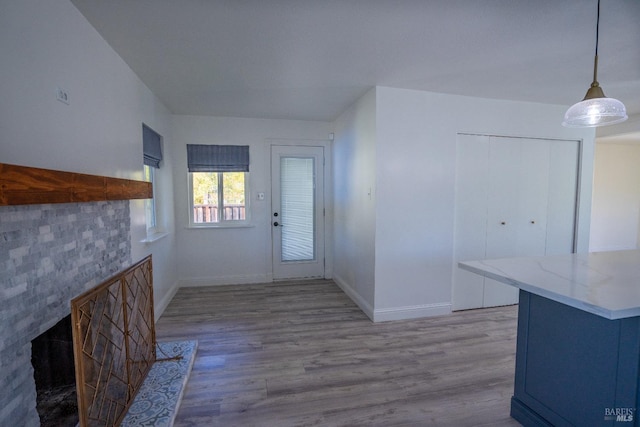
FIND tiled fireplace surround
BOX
[0,200,132,426]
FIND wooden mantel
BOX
[0,163,152,206]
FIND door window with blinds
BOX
[187,144,250,227]
[280,157,315,261]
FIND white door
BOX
[271,145,325,280]
[483,137,523,307]
[453,135,579,310]
[483,138,552,306]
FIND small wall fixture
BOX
[562,0,627,128]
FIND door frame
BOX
[268,139,332,281]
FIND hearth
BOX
[31,314,78,427]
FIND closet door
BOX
[453,135,579,310]
[483,138,523,307]
[515,139,550,256]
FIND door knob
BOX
[273,222,280,227]
[273,212,278,217]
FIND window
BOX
[187,144,250,227]
[142,124,163,234]
[144,165,157,230]
[190,172,247,224]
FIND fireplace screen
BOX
[71,256,156,427]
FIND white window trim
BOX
[145,166,158,231]
[141,165,170,242]
[188,172,251,228]
[140,231,169,244]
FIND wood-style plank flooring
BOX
[156,280,521,427]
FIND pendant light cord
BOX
[593,0,600,83]
[595,0,600,57]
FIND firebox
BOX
[31,314,79,427]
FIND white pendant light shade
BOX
[562,96,628,128]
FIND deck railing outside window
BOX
[193,204,245,223]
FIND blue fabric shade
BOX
[187,144,250,172]
[143,124,163,168]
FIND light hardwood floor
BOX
[156,280,522,427]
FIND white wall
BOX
[0,0,178,317]
[374,87,595,320]
[332,89,378,317]
[170,115,333,286]
[590,142,640,252]
[333,86,596,322]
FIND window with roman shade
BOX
[142,124,164,236]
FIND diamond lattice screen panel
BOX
[71,256,156,427]
[123,264,155,396]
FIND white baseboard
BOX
[333,275,452,322]
[178,273,273,288]
[332,274,375,321]
[373,302,452,322]
[154,280,180,321]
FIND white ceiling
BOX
[70,0,640,123]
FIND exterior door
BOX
[271,145,325,280]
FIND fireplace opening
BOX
[31,314,79,427]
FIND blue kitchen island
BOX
[460,250,640,427]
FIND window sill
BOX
[140,231,169,244]
[186,223,255,230]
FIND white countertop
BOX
[458,250,640,320]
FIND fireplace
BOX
[0,200,132,426]
[31,314,78,427]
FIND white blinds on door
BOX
[281,157,315,261]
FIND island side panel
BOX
[511,290,640,427]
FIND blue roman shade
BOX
[143,124,163,168]
[187,144,250,172]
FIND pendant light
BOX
[562,0,627,128]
